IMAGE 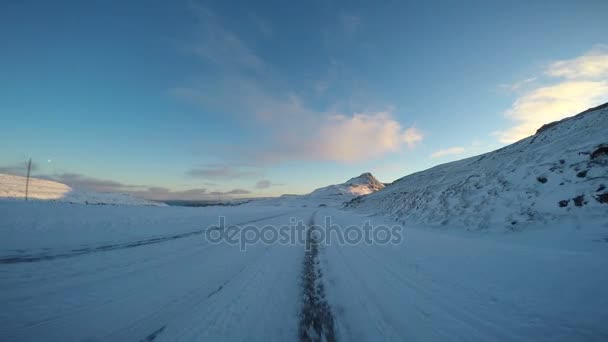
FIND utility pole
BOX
[25,158,32,201]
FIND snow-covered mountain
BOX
[248,172,385,207]
[0,173,164,206]
[308,172,385,199]
[346,102,608,230]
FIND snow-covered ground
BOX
[1,106,607,341]
[347,103,608,231]
[0,173,163,206]
[0,201,308,341]
[1,199,607,341]
[319,208,608,341]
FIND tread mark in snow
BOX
[0,230,205,264]
[0,212,292,264]
[299,212,336,342]
[207,285,224,298]
[140,325,166,341]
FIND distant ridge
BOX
[0,173,164,206]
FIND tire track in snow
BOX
[0,212,292,264]
[105,213,289,341]
[140,325,166,341]
[0,230,206,264]
[299,211,336,342]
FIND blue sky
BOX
[1,0,607,200]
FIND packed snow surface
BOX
[0,201,607,341]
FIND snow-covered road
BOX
[319,208,608,341]
[0,204,312,341]
[1,201,607,341]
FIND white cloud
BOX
[497,81,608,143]
[39,173,212,201]
[546,47,608,80]
[249,13,273,39]
[255,180,272,189]
[497,47,608,143]
[190,5,266,73]
[177,86,424,164]
[177,5,423,165]
[209,189,251,196]
[312,112,422,162]
[499,77,537,92]
[402,127,424,147]
[0,162,40,175]
[187,165,259,179]
[267,111,423,163]
[430,147,466,159]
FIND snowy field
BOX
[1,199,607,341]
[1,105,607,341]
[321,208,608,341]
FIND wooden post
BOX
[25,158,32,201]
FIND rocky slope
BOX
[346,103,608,230]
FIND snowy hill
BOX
[248,172,385,207]
[308,172,385,199]
[346,103,608,230]
[0,173,164,206]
